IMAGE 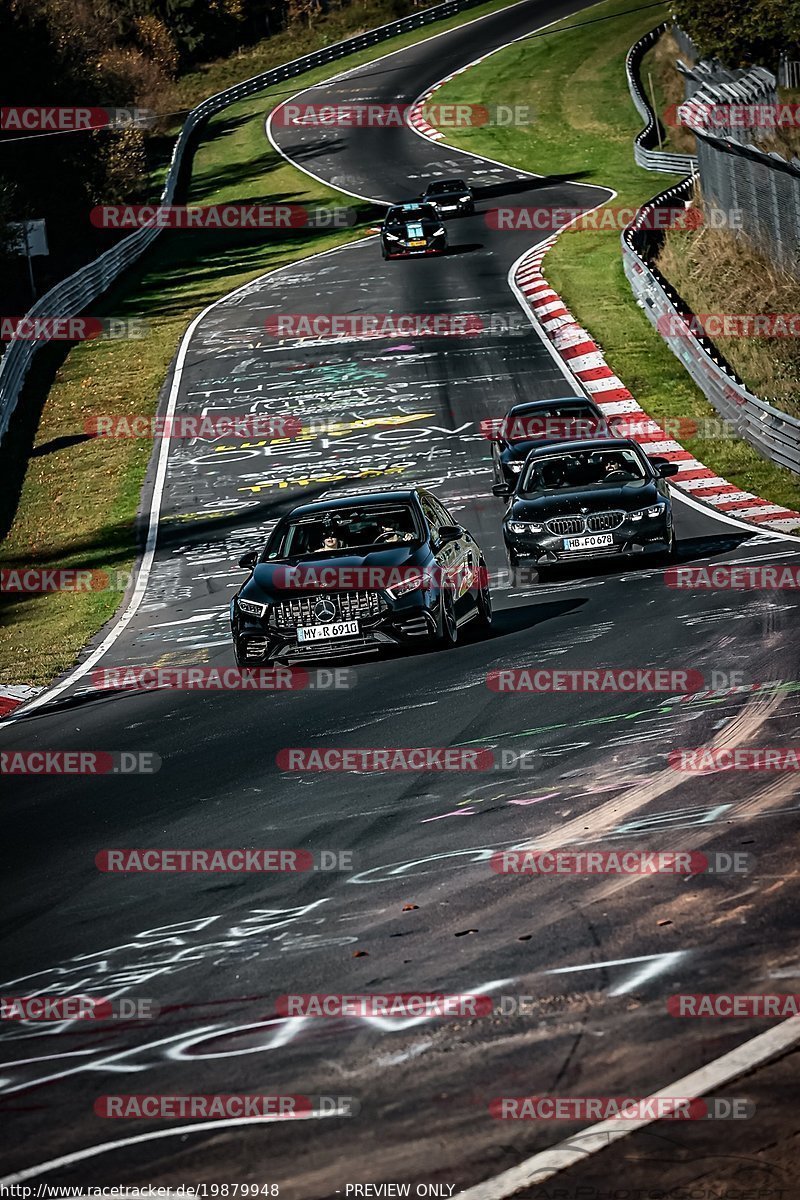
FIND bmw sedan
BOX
[419,178,475,216]
[494,438,678,578]
[381,203,447,259]
[231,489,492,664]
[488,397,613,488]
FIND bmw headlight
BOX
[509,462,524,473]
[384,232,400,241]
[459,195,471,202]
[433,227,446,236]
[237,597,268,617]
[507,521,543,534]
[629,502,667,521]
[385,571,432,599]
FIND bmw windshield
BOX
[520,447,649,495]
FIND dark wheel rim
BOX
[443,593,457,642]
[479,582,492,623]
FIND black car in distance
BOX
[495,438,679,579]
[231,489,492,664]
[419,178,475,216]
[380,203,448,258]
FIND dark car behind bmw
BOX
[230,489,492,664]
[381,203,447,259]
[488,396,614,488]
[494,438,678,578]
[419,178,474,216]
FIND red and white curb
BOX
[406,65,473,141]
[0,684,42,717]
[513,238,800,532]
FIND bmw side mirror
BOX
[657,461,679,478]
[238,550,258,570]
[492,482,512,497]
[438,524,463,543]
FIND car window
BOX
[419,495,444,538]
[503,405,602,442]
[271,505,421,557]
[521,448,647,494]
[431,497,454,527]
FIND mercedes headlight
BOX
[385,571,432,599]
[237,597,268,617]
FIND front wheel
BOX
[656,525,677,564]
[435,590,458,649]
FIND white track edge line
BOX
[455,1013,800,1198]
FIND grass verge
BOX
[430,0,800,513]
[656,198,800,418]
[0,0,520,689]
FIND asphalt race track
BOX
[2,1,800,1195]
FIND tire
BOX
[656,524,677,565]
[234,643,248,668]
[435,590,458,649]
[474,567,493,635]
[506,550,524,590]
[536,561,555,583]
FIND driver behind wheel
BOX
[376,519,413,543]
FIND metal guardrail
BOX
[0,0,487,444]
[626,24,697,175]
[622,180,800,475]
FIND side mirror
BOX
[492,482,512,497]
[238,550,258,570]
[437,524,463,543]
[656,461,680,478]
